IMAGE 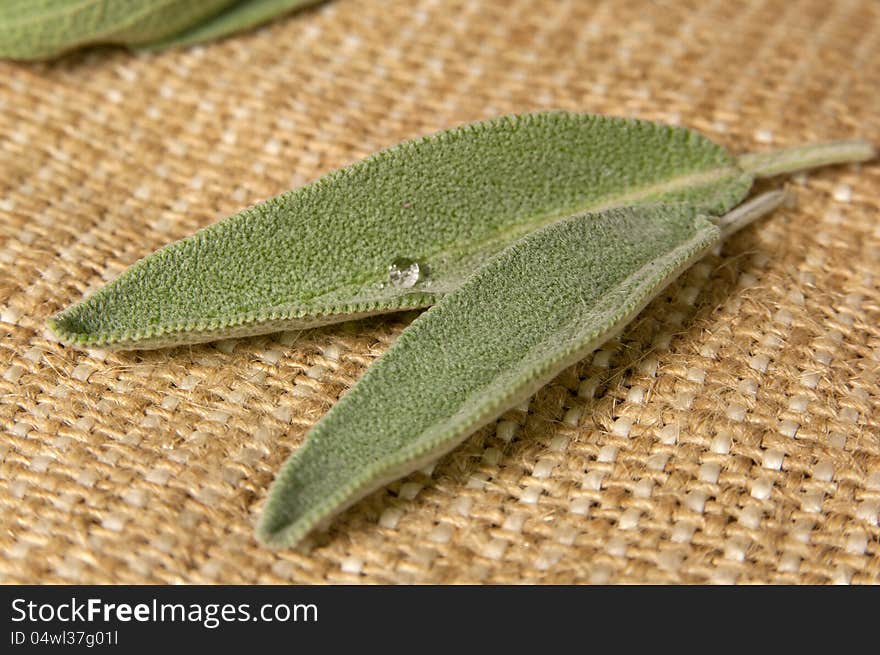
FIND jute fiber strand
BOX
[1,0,878,584]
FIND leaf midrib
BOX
[283,163,742,308]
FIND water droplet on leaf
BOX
[388,258,420,288]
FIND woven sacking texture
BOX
[1,0,878,584]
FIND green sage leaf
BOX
[256,194,786,547]
[49,112,755,349]
[141,0,325,51]
[0,0,235,60]
[42,108,873,546]
[0,0,322,60]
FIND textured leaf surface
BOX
[49,112,753,349]
[0,0,235,60]
[142,0,324,50]
[257,203,724,546]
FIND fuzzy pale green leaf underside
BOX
[50,111,759,349]
[256,195,786,546]
[0,0,321,60]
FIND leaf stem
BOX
[738,140,875,178]
[717,190,787,239]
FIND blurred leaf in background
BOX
[0,0,325,60]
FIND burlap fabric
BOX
[1,0,878,584]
